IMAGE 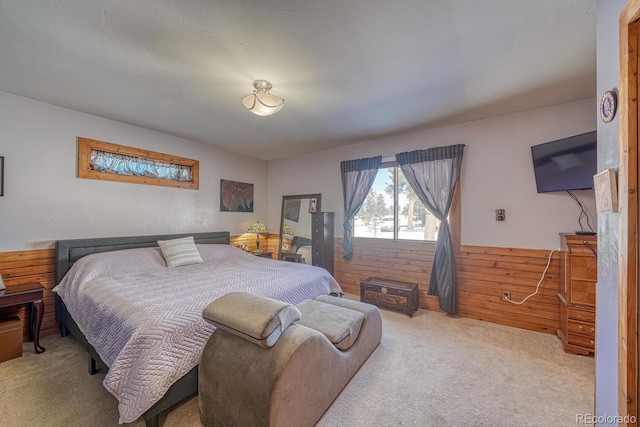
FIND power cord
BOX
[504,249,557,305]
[567,190,594,233]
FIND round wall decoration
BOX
[600,90,617,123]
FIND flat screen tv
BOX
[531,131,597,193]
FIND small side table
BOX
[279,252,302,263]
[253,251,273,259]
[0,282,46,353]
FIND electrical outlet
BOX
[502,291,511,301]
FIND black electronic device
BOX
[531,131,597,193]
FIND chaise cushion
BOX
[202,292,301,348]
[296,299,364,350]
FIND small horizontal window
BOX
[78,137,199,190]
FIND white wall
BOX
[0,90,597,253]
[268,98,597,250]
[0,91,268,251]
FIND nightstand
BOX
[253,251,273,259]
[279,252,302,263]
[0,282,46,353]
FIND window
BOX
[353,163,441,241]
[78,137,199,190]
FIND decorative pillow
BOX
[296,245,313,265]
[157,236,203,268]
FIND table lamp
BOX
[247,221,269,253]
[282,225,294,238]
[281,225,295,251]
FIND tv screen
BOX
[531,131,597,193]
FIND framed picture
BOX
[0,156,4,197]
[308,197,317,213]
[594,169,618,213]
[284,199,301,222]
[220,179,254,212]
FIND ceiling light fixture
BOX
[242,80,284,116]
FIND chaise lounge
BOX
[199,292,383,427]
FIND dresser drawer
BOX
[568,320,595,338]
[567,307,595,323]
[569,255,597,280]
[568,279,596,306]
[567,331,595,350]
[567,242,598,257]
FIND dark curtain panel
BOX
[341,156,382,260]
[396,144,464,314]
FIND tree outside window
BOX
[353,165,440,241]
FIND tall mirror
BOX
[279,193,321,263]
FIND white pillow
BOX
[157,236,204,268]
[296,245,313,265]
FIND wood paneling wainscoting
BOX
[0,234,559,342]
[334,237,440,310]
[334,237,561,335]
[0,249,56,340]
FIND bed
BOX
[53,231,341,426]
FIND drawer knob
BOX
[381,287,388,294]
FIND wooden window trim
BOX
[77,137,199,190]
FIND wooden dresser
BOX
[557,233,597,355]
[311,212,334,275]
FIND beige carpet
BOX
[0,299,594,427]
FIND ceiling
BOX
[0,1,596,161]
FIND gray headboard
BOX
[55,231,230,284]
[292,236,312,254]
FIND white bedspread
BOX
[53,244,341,423]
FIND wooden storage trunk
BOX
[0,316,22,362]
[360,277,418,317]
